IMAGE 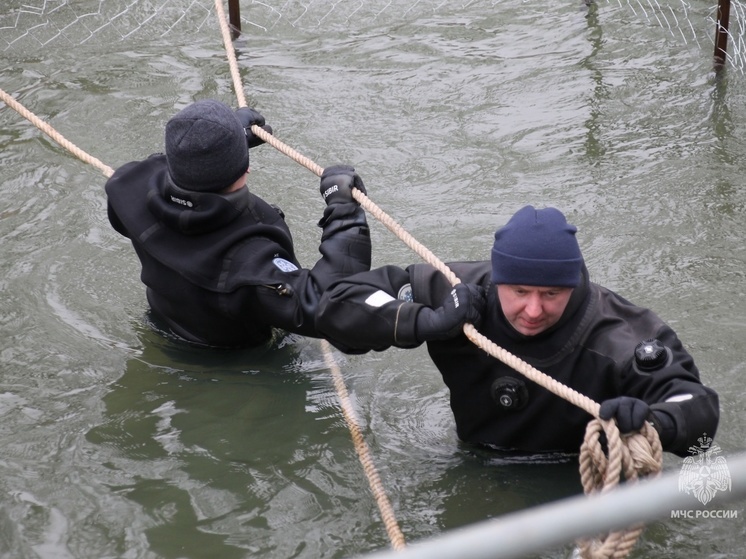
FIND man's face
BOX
[496,284,574,336]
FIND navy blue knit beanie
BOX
[491,205,583,287]
[165,100,249,192]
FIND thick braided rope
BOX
[321,340,407,551]
[0,88,114,179]
[577,421,663,558]
[214,0,247,109]
[213,0,406,550]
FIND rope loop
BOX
[577,420,662,558]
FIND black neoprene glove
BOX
[319,165,367,206]
[415,283,485,343]
[599,397,651,433]
[235,107,273,148]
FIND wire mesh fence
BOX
[1,1,744,71]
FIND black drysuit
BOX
[316,261,719,457]
[106,154,371,348]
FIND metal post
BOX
[713,0,731,72]
[228,0,241,39]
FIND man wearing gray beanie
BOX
[315,205,719,458]
[105,99,371,348]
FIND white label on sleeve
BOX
[273,258,299,272]
[665,394,694,403]
[365,290,396,308]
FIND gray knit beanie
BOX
[165,100,249,192]
[491,205,584,287]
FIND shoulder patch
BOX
[272,257,299,273]
[397,283,413,302]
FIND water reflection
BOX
[85,322,370,558]
[431,446,582,532]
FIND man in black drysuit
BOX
[106,99,371,348]
[316,205,719,457]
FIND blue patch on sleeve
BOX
[397,283,413,302]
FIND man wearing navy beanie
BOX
[489,206,584,337]
[105,99,371,348]
[316,205,719,458]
